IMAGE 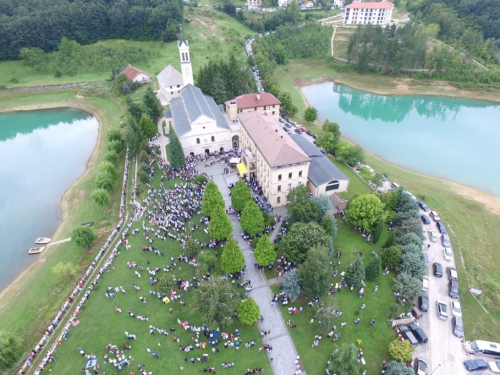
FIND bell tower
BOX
[178,33,194,87]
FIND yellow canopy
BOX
[162,296,170,304]
[236,163,247,175]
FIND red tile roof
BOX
[346,0,394,9]
[120,64,151,80]
[225,93,281,110]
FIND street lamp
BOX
[430,364,441,375]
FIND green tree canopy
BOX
[365,255,382,280]
[398,252,426,279]
[104,150,120,165]
[95,170,115,191]
[282,269,302,302]
[388,338,415,362]
[304,106,318,123]
[372,219,384,243]
[395,232,422,250]
[316,299,337,334]
[125,117,147,156]
[138,114,157,138]
[240,200,264,237]
[381,246,402,270]
[336,141,364,167]
[392,272,422,298]
[287,186,322,224]
[194,278,238,329]
[385,231,396,248]
[209,206,233,240]
[321,214,335,237]
[298,246,331,297]
[71,227,97,249]
[169,130,186,169]
[202,181,225,217]
[282,222,329,263]
[385,360,415,375]
[327,343,361,375]
[52,262,81,279]
[157,273,177,295]
[142,87,163,120]
[316,120,341,154]
[184,238,200,258]
[221,238,245,274]
[231,179,253,211]
[345,194,385,232]
[99,161,117,179]
[254,235,276,266]
[345,256,365,286]
[237,298,260,325]
[0,332,23,370]
[91,188,110,207]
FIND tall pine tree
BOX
[221,238,245,274]
[169,130,185,169]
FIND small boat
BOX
[35,237,51,244]
[28,246,45,254]
[82,222,94,226]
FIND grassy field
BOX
[275,223,401,375]
[328,157,372,199]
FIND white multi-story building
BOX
[247,0,262,10]
[343,0,394,26]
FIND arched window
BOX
[326,180,340,192]
[182,52,185,61]
[196,138,200,144]
[211,136,215,142]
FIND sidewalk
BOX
[211,167,304,375]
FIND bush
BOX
[95,171,115,191]
[194,174,207,184]
[103,150,119,165]
[71,227,97,248]
[388,339,414,362]
[99,161,117,178]
[107,128,122,143]
[237,298,260,325]
[91,188,110,207]
[107,139,123,154]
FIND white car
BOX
[437,300,448,320]
[428,230,438,242]
[451,301,462,317]
[443,247,453,261]
[488,361,500,373]
[421,276,429,293]
[430,211,441,222]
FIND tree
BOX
[384,361,415,375]
[385,231,395,248]
[336,141,364,167]
[19,47,45,70]
[316,120,341,154]
[231,180,252,211]
[299,246,331,297]
[104,150,119,165]
[194,278,238,328]
[202,181,225,217]
[91,188,110,207]
[392,272,422,298]
[313,194,333,218]
[113,73,131,94]
[209,206,233,240]
[71,227,97,248]
[52,262,81,279]
[277,91,298,116]
[138,114,157,138]
[157,273,176,295]
[282,222,329,263]
[396,217,423,239]
[126,117,147,156]
[162,20,179,42]
[254,235,276,266]
[365,255,382,280]
[372,219,384,243]
[345,194,385,233]
[381,246,402,270]
[345,256,365,286]
[388,338,415,362]
[95,170,114,191]
[327,343,361,375]
[287,186,322,224]
[321,214,335,237]
[221,238,245,274]
[399,243,421,255]
[282,269,302,302]
[99,161,117,179]
[238,298,260,325]
[240,201,264,237]
[197,253,218,277]
[304,106,318,123]
[316,299,337,334]
[0,332,22,370]
[184,238,200,258]
[372,172,384,187]
[398,252,425,279]
[142,87,163,120]
[169,130,185,169]
[107,139,124,154]
[395,233,422,250]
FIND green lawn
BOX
[328,156,372,199]
[276,222,400,375]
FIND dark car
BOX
[452,316,464,338]
[400,325,419,346]
[409,323,428,344]
[421,214,431,224]
[449,279,459,299]
[433,262,443,277]
[311,133,318,139]
[306,130,314,136]
[436,221,447,234]
[418,294,429,312]
[417,201,430,212]
[294,128,303,134]
[464,359,488,372]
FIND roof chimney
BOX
[256,93,260,101]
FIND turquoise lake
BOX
[301,82,500,197]
[0,108,98,291]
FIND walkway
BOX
[210,165,304,375]
[150,118,170,162]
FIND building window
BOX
[299,170,302,177]
[272,105,275,108]
[272,111,275,115]
[254,107,257,110]
[288,172,292,179]
[196,138,200,144]
[264,106,267,110]
[287,183,291,190]
[211,136,215,142]
[298,181,302,186]
[177,85,180,88]
[278,174,282,181]
[326,180,340,192]
[277,197,281,204]
[278,185,281,192]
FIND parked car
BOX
[311,133,318,139]
[428,230,438,242]
[284,122,292,128]
[417,201,430,212]
[418,294,429,312]
[400,325,419,346]
[421,215,431,224]
[436,221,447,234]
[423,253,429,267]
[452,316,464,338]
[299,126,306,132]
[433,262,443,277]
[294,128,303,134]
[437,300,448,320]
[464,359,488,372]
[488,361,500,373]
[414,358,427,375]
[443,247,453,261]
[442,233,451,247]
[451,301,462,317]
[421,276,429,293]
[430,211,441,221]
[409,323,428,344]
[449,279,459,298]
[305,130,314,136]
[447,266,458,281]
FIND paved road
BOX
[209,163,304,375]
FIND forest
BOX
[0,0,183,60]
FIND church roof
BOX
[157,65,183,88]
[239,111,310,168]
[289,134,348,186]
[170,85,230,137]
[225,92,281,110]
